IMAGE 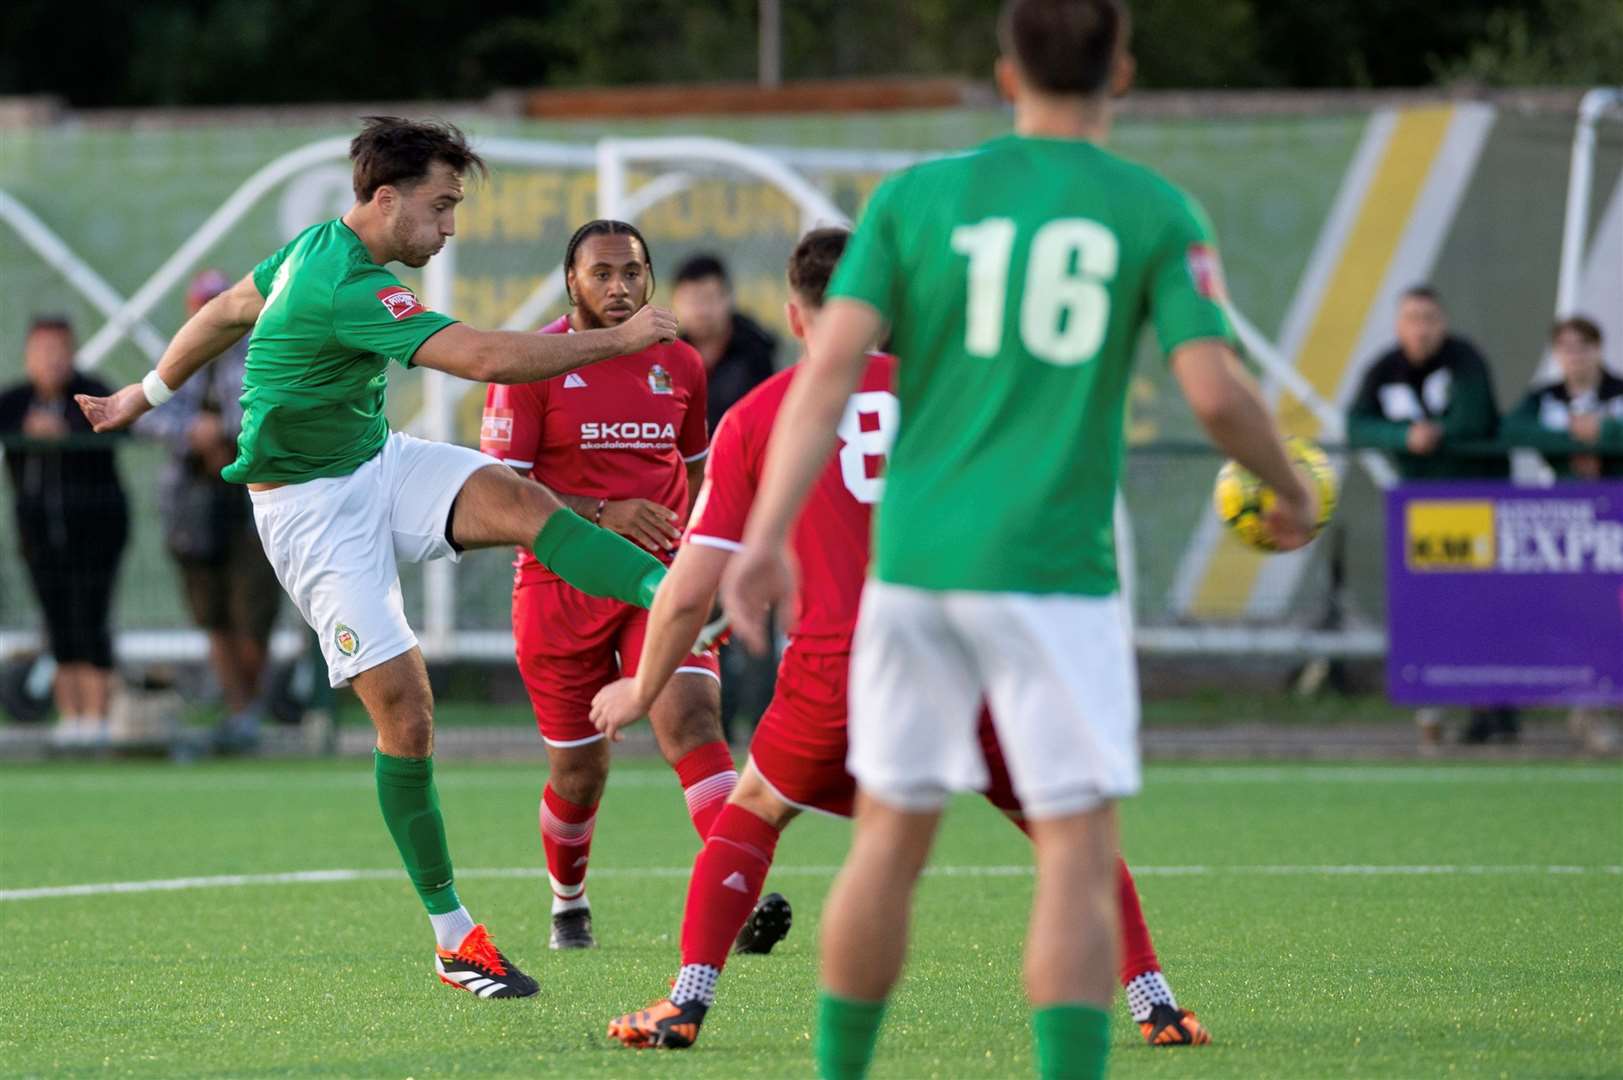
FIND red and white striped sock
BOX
[673,742,737,839]
[540,784,597,913]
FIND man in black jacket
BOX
[1346,286,1516,745]
[672,254,779,433]
[0,316,128,745]
[1347,285,1507,480]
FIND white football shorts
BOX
[848,580,1141,819]
[250,432,499,688]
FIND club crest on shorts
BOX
[647,363,673,394]
[334,623,360,657]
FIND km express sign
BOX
[1386,484,1623,705]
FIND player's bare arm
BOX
[722,298,881,653]
[76,273,264,432]
[591,542,731,741]
[413,305,678,385]
[683,457,707,521]
[545,492,681,553]
[1171,338,1317,549]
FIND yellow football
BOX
[1212,436,1338,552]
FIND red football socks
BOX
[540,783,597,904]
[1114,857,1161,983]
[674,742,738,839]
[679,802,782,969]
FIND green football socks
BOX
[816,991,887,1079]
[374,750,461,915]
[1032,1003,1111,1080]
[531,508,666,608]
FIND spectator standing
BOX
[1347,285,1516,746]
[1502,316,1623,480]
[137,270,281,748]
[0,316,129,745]
[671,253,781,740]
[672,254,779,432]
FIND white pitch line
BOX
[2,863,1618,903]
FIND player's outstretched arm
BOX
[415,304,679,384]
[590,542,730,742]
[722,298,879,653]
[1171,339,1318,550]
[76,274,264,432]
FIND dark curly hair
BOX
[350,116,488,202]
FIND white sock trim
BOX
[551,884,589,914]
[429,906,477,952]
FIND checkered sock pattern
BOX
[1125,970,1177,1023]
[671,963,721,1007]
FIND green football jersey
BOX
[827,134,1232,595]
[220,218,457,485]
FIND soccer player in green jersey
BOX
[77,117,680,999]
[720,2,1319,1076]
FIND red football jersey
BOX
[686,353,897,653]
[482,315,709,582]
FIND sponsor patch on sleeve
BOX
[480,408,514,447]
[377,285,427,320]
[1185,244,1227,302]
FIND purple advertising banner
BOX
[1386,482,1623,706]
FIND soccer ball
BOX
[1212,436,1338,552]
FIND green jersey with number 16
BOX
[826,134,1233,596]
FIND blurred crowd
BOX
[1345,286,1619,750]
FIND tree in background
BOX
[0,0,1613,107]
[1435,0,1623,86]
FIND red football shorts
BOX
[514,577,720,747]
[749,644,1016,818]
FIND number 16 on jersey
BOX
[951,217,1119,367]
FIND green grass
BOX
[2,759,1620,1078]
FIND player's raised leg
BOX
[608,766,798,1049]
[352,650,538,998]
[449,462,667,608]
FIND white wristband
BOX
[141,370,174,408]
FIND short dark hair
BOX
[26,314,73,339]
[674,253,730,288]
[998,0,1124,96]
[349,116,487,203]
[563,219,655,303]
[787,227,850,308]
[1400,284,1443,307]
[1552,315,1603,345]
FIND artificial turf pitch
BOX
[1,758,1619,1078]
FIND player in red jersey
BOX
[592,228,1209,1050]
[480,221,732,951]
